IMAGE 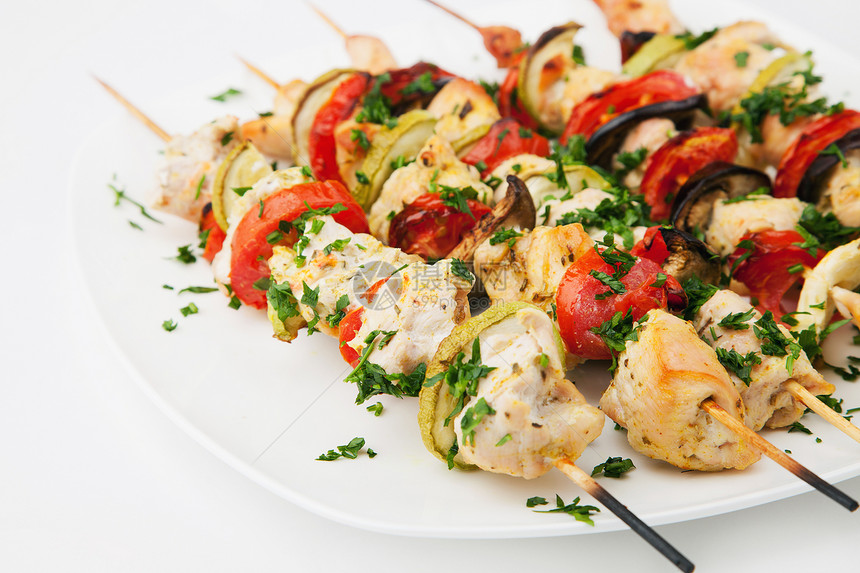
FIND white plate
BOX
[70,0,860,539]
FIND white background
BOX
[4,0,860,571]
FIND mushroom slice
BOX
[670,161,772,235]
[656,227,721,286]
[795,236,860,333]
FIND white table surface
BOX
[4,1,860,571]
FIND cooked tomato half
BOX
[338,307,365,367]
[460,118,550,176]
[630,226,671,265]
[308,73,370,183]
[380,62,458,106]
[388,193,492,260]
[773,110,860,198]
[556,247,684,360]
[640,127,738,221]
[561,70,700,142]
[728,230,824,315]
[199,202,226,263]
[230,181,369,309]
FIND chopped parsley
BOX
[210,87,241,102]
[753,311,802,374]
[682,276,719,321]
[220,131,234,146]
[590,309,642,374]
[267,281,300,326]
[350,128,370,150]
[172,245,197,264]
[489,228,523,248]
[526,496,549,508]
[344,333,427,404]
[162,319,177,332]
[614,147,648,179]
[450,258,474,282]
[366,402,384,417]
[316,437,370,461]
[179,302,199,317]
[533,495,600,526]
[355,170,369,185]
[325,294,351,328]
[734,51,749,68]
[110,182,162,223]
[496,434,512,447]
[591,456,635,478]
[715,348,761,385]
[232,186,252,196]
[819,143,849,168]
[553,187,651,250]
[439,338,496,428]
[460,397,496,446]
[356,72,397,128]
[717,308,756,330]
[433,184,480,218]
[400,72,435,95]
[676,28,719,50]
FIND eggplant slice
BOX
[670,161,772,234]
[619,30,656,63]
[585,94,709,169]
[797,128,860,204]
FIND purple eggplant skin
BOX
[585,93,709,169]
[620,30,657,63]
[796,128,860,204]
[656,226,721,288]
[669,161,772,235]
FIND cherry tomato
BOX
[630,226,671,265]
[338,307,365,367]
[562,70,700,142]
[199,202,226,263]
[230,181,370,309]
[640,127,738,220]
[308,73,370,183]
[388,193,492,260]
[497,66,539,130]
[460,118,550,176]
[556,247,684,360]
[773,110,860,198]
[728,230,824,315]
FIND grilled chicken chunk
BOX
[151,115,240,222]
[593,0,684,37]
[705,195,806,256]
[367,134,492,242]
[694,289,834,430]
[268,216,472,374]
[674,22,782,113]
[819,149,860,227]
[453,307,604,479]
[473,223,593,313]
[426,78,501,151]
[600,309,761,471]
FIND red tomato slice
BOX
[338,307,365,367]
[562,70,700,142]
[630,226,671,265]
[199,203,226,263]
[498,66,539,130]
[230,181,370,309]
[728,230,824,315]
[556,247,684,360]
[773,110,860,198]
[308,73,370,183]
[461,118,550,176]
[388,193,492,260]
[640,127,738,221]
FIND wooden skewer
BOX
[554,459,695,573]
[307,3,348,40]
[422,0,481,31]
[237,56,280,89]
[93,76,171,142]
[701,399,858,511]
[786,381,860,445]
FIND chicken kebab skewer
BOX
[419,303,694,573]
